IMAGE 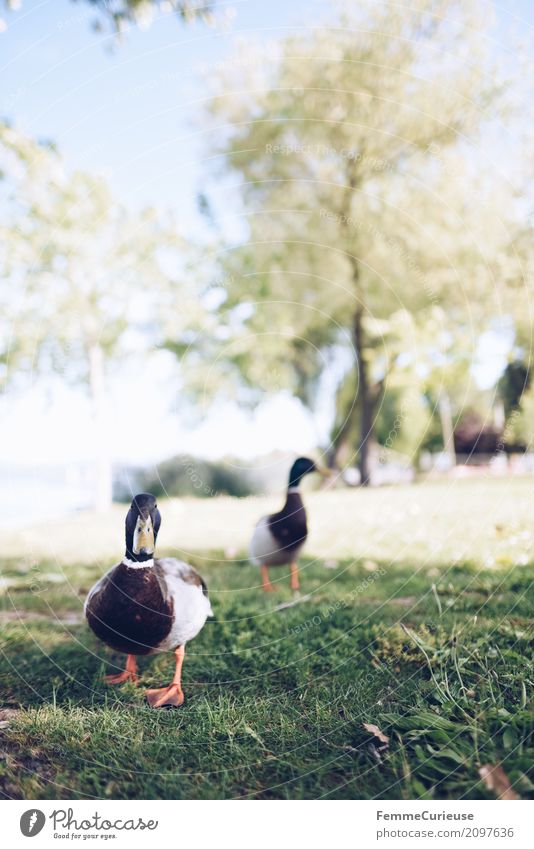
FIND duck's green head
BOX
[125,493,161,562]
[288,457,330,489]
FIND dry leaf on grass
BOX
[363,723,389,745]
[363,723,389,764]
[479,764,519,800]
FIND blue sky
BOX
[0,0,532,469]
[1,0,319,235]
[2,0,531,232]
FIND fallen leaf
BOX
[363,723,389,745]
[479,764,519,800]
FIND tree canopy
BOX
[193,0,527,480]
[2,0,216,35]
[0,122,194,507]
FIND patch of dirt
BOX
[0,708,22,728]
[0,611,83,625]
[0,741,57,799]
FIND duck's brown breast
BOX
[85,563,173,655]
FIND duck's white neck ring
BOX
[287,486,300,494]
[123,556,154,569]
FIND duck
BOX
[249,457,330,591]
[84,493,212,708]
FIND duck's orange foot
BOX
[260,564,276,592]
[104,654,138,685]
[145,683,185,708]
[290,579,300,591]
[104,670,139,686]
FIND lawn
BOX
[0,479,533,800]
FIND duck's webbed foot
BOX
[104,654,139,685]
[145,646,185,709]
[145,683,184,708]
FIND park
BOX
[0,0,532,805]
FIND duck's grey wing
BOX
[155,557,211,603]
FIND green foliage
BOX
[0,121,203,506]
[2,0,215,35]
[119,455,256,500]
[193,0,522,467]
[0,122,188,386]
[498,361,531,418]
[505,384,534,450]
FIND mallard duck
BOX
[249,457,329,591]
[85,493,212,708]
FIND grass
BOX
[0,479,533,800]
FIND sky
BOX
[1,0,320,234]
[0,0,532,471]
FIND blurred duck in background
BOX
[249,457,330,592]
[85,493,212,708]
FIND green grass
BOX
[0,480,533,799]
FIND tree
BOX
[498,361,531,418]
[1,0,217,35]
[1,122,187,509]
[199,0,516,483]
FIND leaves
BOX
[479,764,520,800]
[1,121,200,389]
[199,0,526,457]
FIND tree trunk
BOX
[328,306,376,484]
[327,394,359,469]
[334,160,375,485]
[88,343,113,511]
[438,389,456,469]
[354,306,373,486]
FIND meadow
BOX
[0,478,532,800]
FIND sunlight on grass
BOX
[4,479,534,569]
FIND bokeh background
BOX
[1,0,533,521]
[0,0,533,802]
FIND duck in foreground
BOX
[249,457,330,592]
[85,493,212,708]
